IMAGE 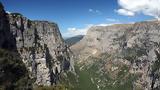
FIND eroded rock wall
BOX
[8,13,74,86]
[0,2,74,86]
[72,21,160,90]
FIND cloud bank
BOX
[116,0,160,19]
[89,9,102,15]
[63,24,93,37]
[63,23,118,38]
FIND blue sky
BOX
[0,0,154,37]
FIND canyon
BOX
[1,2,160,90]
[71,21,160,90]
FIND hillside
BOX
[1,1,160,90]
[71,21,160,90]
[65,35,84,46]
[0,2,74,89]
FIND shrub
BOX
[0,48,32,90]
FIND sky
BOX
[1,0,159,37]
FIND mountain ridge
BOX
[71,20,160,90]
[65,35,84,46]
[0,2,74,89]
[1,1,160,90]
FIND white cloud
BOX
[116,9,135,16]
[63,24,93,37]
[63,23,120,37]
[6,11,11,14]
[89,8,102,15]
[95,23,116,26]
[89,9,93,12]
[116,0,160,19]
[106,18,120,22]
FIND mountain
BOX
[65,35,84,46]
[0,3,30,89]
[0,2,74,89]
[1,1,160,90]
[71,21,160,90]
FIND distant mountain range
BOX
[64,35,84,46]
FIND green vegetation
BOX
[0,49,32,90]
[0,46,140,90]
[11,13,23,18]
[152,49,160,72]
[11,13,22,15]
[122,46,147,62]
[150,46,160,89]
[27,19,32,28]
[73,66,97,90]
[65,53,137,90]
[34,85,67,90]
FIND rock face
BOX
[72,21,160,90]
[8,14,74,86]
[0,2,30,89]
[0,2,16,50]
[0,2,74,86]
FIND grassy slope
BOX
[0,49,31,90]
[65,53,137,90]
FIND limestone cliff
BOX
[72,21,160,90]
[0,2,16,50]
[8,13,75,86]
[0,2,30,90]
[0,2,74,87]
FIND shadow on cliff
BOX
[0,2,32,90]
[0,2,17,50]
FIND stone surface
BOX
[0,2,31,89]
[0,2,74,86]
[72,21,160,90]
[0,2,16,50]
[8,13,74,86]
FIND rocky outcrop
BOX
[72,21,160,90]
[0,2,74,87]
[8,13,74,86]
[0,2,30,90]
[0,2,16,50]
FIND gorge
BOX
[1,1,160,90]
